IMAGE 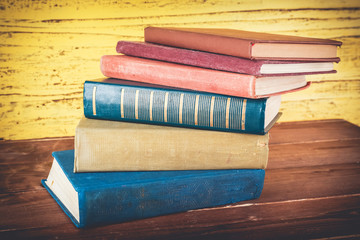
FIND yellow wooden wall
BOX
[1,0,359,140]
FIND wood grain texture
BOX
[0,0,359,140]
[0,120,359,239]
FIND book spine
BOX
[79,169,265,227]
[100,55,256,98]
[144,27,253,59]
[83,81,266,134]
[74,118,269,172]
[116,41,263,75]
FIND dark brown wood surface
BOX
[1,119,359,240]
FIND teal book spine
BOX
[42,150,265,228]
[83,79,270,134]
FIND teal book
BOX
[42,150,265,228]
[83,78,281,135]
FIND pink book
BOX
[116,41,337,76]
[100,55,310,99]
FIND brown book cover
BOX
[144,27,342,61]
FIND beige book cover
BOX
[74,118,269,172]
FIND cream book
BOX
[74,118,269,172]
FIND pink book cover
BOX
[100,55,310,99]
[116,41,337,76]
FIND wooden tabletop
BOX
[1,119,360,239]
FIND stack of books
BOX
[42,27,342,228]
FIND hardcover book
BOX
[74,118,269,172]
[84,79,282,135]
[144,27,342,61]
[116,41,337,76]
[100,55,310,98]
[42,150,265,228]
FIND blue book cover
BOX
[42,150,265,228]
[83,78,281,135]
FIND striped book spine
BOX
[83,80,268,134]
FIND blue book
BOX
[83,78,281,135]
[42,150,265,228]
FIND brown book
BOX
[144,27,342,61]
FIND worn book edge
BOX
[265,112,282,133]
[42,179,82,228]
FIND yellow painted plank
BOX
[0,96,83,140]
[280,80,360,125]
[1,80,359,140]
[1,33,359,86]
[279,98,360,125]
[281,80,360,101]
[0,0,359,139]
[1,8,359,37]
[2,0,360,19]
[1,8,358,83]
